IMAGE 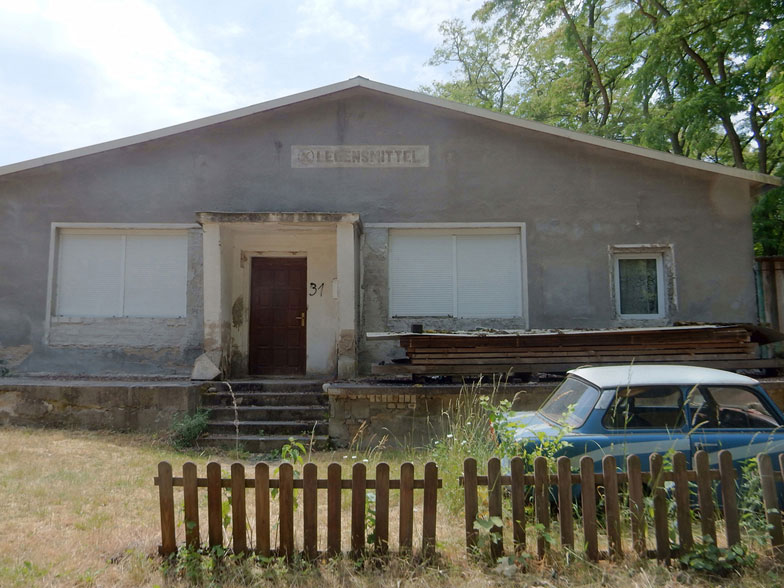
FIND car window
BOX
[539,377,600,428]
[691,386,780,429]
[603,386,684,429]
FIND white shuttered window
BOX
[389,230,523,318]
[56,231,188,318]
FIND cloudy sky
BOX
[0,0,484,167]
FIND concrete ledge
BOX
[0,378,204,432]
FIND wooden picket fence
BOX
[462,450,784,561]
[155,461,441,559]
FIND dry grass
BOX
[2,425,784,587]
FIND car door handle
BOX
[695,442,720,451]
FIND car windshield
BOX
[538,376,600,427]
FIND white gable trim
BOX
[0,77,779,190]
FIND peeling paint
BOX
[232,297,244,328]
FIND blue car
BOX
[509,365,784,471]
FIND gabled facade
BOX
[0,77,779,379]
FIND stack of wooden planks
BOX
[371,325,780,376]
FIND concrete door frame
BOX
[198,212,361,379]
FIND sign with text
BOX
[292,145,429,168]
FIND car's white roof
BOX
[568,365,759,388]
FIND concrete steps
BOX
[199,380,329,453]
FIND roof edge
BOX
[356,78,780,189]
[0,75,780,189]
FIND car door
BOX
[688,385,784,468]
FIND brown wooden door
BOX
[249,257,307,375]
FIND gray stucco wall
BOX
[0,87,758,376]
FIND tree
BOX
[424,0,784,252]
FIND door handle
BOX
[296,312,306,327]
[695,442,720,451]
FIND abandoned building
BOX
[0,77,781,445]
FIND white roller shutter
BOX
[56,234,124,316]
[388,230,523,318]
[55,230,188,318]
[456,234,521,317]
[389,234,454,316]
[124,234,187,317]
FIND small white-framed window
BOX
[388,229,523,318]
[613,252,665,319]
[54,229,188,318]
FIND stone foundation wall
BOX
[0,379,202,432]
[327,382,557,448]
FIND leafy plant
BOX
[472,515,505,563]
[281,438,306,464]
[170,408,210,449]
[366,491,377,546]
[679,538,757,577]
[737,458,771,543]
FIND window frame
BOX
[601,385,685,430]
[610,245,675,321]
[687,385,783,430]
[45,223,198,340]
[385,225,526,320]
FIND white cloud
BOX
[0,0,487,166]
[294,0,369,48]
[212,22,247,39]
[0,0,249,162]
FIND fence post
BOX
[557,456,574,551]
[279,462,294,558]
[303,463,318,560]
[649,453,670,562]
[255,463,270,557]
[672,451,693,553]
[580,456,598,562]
[510,456,526,553]
[758,452,784,549]
[627,454,646,557]
[183,462,200,549]
[694,451,717,545]
[602,455,622,559]
[157,461,176,556]
[399,462,414,554]
[422,462,438,559]
[375,462,390,555]
[351,462,366,558]
[327,463,342,557]
[488,457,504,560]
[207,462,223,549]
[534,456,550,559]
[718,450,740,548]
[463,457,478,554]
[231,463,247,554]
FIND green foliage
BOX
[679,538,757,577]
[737,458,772,543]
[366,491,377,545]
[281,438,306,465]
[170,409,210,449]
[753,187,784,256]
[426,0,784,252]
[472,515,505,561]
[479,392,573,467]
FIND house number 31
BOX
[309,282,324,297]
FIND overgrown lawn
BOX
[2,425,784,587]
